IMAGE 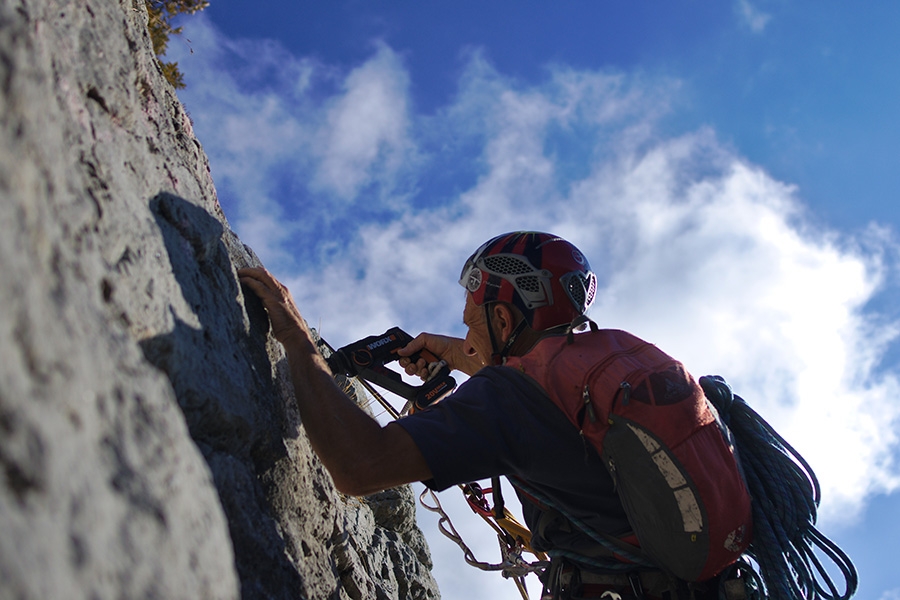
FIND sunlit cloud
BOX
[313,43,415,200]
[172,18,417,272]
[879,587,900,600]
[572,136,900,518]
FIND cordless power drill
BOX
[325,327,456,413]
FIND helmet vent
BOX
[561,271,598,312]
[584,273,597,307]
[483,255,535,276]
[567,277,586,308]
[515,275,542,294]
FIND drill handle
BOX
[325,327,456,409]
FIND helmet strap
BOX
[484,304,529,366]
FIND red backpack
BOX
[504,323,753,582]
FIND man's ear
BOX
[491,303,517,342]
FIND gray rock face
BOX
[0,1,439,599]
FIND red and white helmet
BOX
[458,232,597,331]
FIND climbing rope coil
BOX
[699,376,859,600]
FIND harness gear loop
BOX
[462,481,548,558]
[492,476,506,520]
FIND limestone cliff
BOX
[0,0,439,598]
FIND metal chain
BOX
[418,487,549,580]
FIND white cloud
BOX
[175,19,900,599]
[171,18,417,272]
[313,43,415,200]
[736,0,772,34]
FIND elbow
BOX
[322,422,429,496]
[333,479,371,497]
[331,471,381,497]
[329,460,383,497]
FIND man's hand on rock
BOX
[238,267,309,345]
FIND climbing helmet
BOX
[458,231,597,331]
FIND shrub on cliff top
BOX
[147,0,209,89]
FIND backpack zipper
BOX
[616,357,682,408]
[582,384,597,423]
[579,341,654,426]
[619,381,632,406]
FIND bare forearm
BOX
[237,267,430,494]
[281,333,378,477]
[280,331,430,495]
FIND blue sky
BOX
[170,2,900,598]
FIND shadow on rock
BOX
[141,192,306,599]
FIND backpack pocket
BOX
[602,414,710,581]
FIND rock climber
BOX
[238,231,751,600]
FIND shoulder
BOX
[508,329,655,373]
[438,366,538,411]
[408,366,556,423]
[465,365,550,403]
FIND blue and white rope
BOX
[700,376,858,600]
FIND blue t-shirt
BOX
[396,365,631,553]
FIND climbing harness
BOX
[510,476,658,572]
[699,376,859,600]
